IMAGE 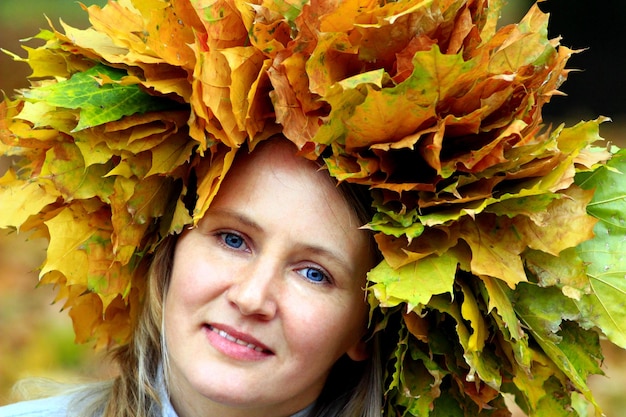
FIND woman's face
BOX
[164,140,373,417]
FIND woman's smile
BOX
[204,324,273,359]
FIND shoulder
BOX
[291,403,316,417]
[0,395,74,417]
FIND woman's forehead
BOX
[225,139,334,194]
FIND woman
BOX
[162,139,380,417]
[1,0,623,416]
[0,139,382,416]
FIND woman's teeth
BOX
[210,327,264,352]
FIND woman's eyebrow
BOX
[206,208,264,233]
[300,244,354,277]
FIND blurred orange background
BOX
[1,0,625,415]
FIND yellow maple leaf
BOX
[0,171,57,229]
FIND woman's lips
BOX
[204,324,274,360]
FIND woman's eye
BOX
[219,232,246,250]
[298,267,329,283]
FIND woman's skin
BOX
[164,140,373,417]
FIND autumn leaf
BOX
[368,251,457,311]
[0,170,58,229]
[526,248,589,296]
[22,64,175,131]
[480,275,524,341]
[460,283,488,352]
[40,141,115,202]
[516,186,597,256]
[514,284,603,412]
[575,148,626,348]
[127,2,197,67]
[41,205,102,289]
[429,294,503,390]
[374,226,459,269]
[147,131,196,176]
[459,215,527,287]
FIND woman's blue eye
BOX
[221,233,245,249]
[301,267,327,283]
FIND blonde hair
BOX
[99,236,176,417]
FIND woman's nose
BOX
[226,259,278,319]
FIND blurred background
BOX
[0,0,625,414]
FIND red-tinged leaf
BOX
[269,54,320,146]
[193,0,249,49]
[1,2,620,415]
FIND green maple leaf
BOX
[575,148,626,348]
[514,284,603,412]
[22,64,174,131]
[368,252,457,311]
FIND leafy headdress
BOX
[1,0,625,415]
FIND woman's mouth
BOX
[209,325,264,352]
[204,324,273,359]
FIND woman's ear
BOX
[346,338,370,362]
